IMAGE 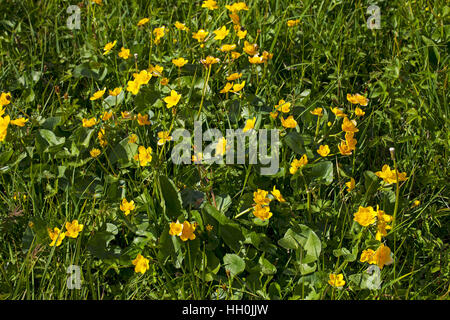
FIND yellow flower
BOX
[355,107,365,116]
[243,117,256,132]
[128,134,138,144]
[220,44,237,52]
[172,57,188,67]
[310,107,323,117]
[347,93,369,106]
[345,132,357,149]
[137,113,151,126]
[317,145,330,157]
[126,80,141,95]
[231,81,245,93]
[153,26,166,44]
[120,198,135,216]
[202,0,219,10]
[328,274,345,287]
[253,189,271,206]
[226,73,242,81]
[261,51,273,62]
[200,56,220,67]
[148,64,164,77]
[118,47,131,59]
[92,0,102,4]
[180,221,196,241]
[169,221,183,236]
[289,154,308,174]
[375,205,393,241]
[121,111,132,119]
[253,204,272,221]
[90,148,101,158]
[103,40,117,55]
[215,137,227,156]
[98,128,107,147]
[345,178,355,192]
[331,107,347,118]
[231,51,242,59]
[163,90,181,108]
[48,227,65,247]
[133,70,152,86]
[134,146,153,166]
[65,220,84,238]
[132,254,150,274]
[192,29,208,43]
[90,89,106,101]
[275,99,291,113]
[0,92,11,107]
[236,28,247,40]
[82,117,98,127]
[192,152,203,163]
[243,41,258,55]
[338,141,353,156]
[271,186,286,202]
[371,243,394,269]
[213,26,230,40]
[206,224,214,232]
[0,115,9,142]
[225,2,249,12]
[280,115,297,128]
[229,13,240,25]
[220,82,234,94]
[248,54,264,64]
[174,21,189,31]
[287,19,300,27]
[157,131,173,146]
[269,111,278,119]
[108,87,122,96]
[360,249,376,263]
[412,200,420,207]
[160,77,169,85]
[341,117,359,133]
[353,206,377,227]
[137,18,149,26]
[375,165,408,184]
[10,118,28,127]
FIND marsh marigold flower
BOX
[48,227,65,247]
[137,113,151,126]
[180,221,196,241]
[287,19,300,27]
[65,220,84,238]
[215,137,227,156]
[201,56,220,67]
[109,87,122,96]
[127,80,141,95]
[132,254,150,274]
[153,26,165,44]
[0,115,9,142]
[243,117,256,132]
[90,148,101,158]
[103,41,117,55]
[157,131,173,146]
[0,92,12,107]
[134,146,153,166]
[253,189,271,206]
[290,154,308,174]
[375,165,408,184]
[192,29,208,43]
[10,118,28,127]
[372,243,394,269]
[174,21,189,31]
[118,47,131,59]
[355,107,365,116]
[231,51,242,59]
[331,107,347,118]
[317,145,330,157]
[243,41,258,56]
[202,0,219,10]
[253,204,272,221]
[137,18,149,26]
[220,83,233,94]
[172,57,188,67]
[328,273,345,287]
[90,89,106,101]
[353,206,376,227]
[82,117,97,127]
[120,198,135,216]
[225,2,249,12]
[276,100,293,113]
[213,26,229,40]
[231,81,245,93]
[226,73,242,81]
[220,44,237,52]
[271,186,286,202]
[310,107,323,117]
[346,178,355,192]
[128,134,138,144]
[341,117,359,133]
[169,221,183,236]
[347,93,369,106]
[280,115,297,128]
[164,90,181,108]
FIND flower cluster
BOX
[48,220,84,247]
[169,220,197,241]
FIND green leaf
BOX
[259,255,277,275]
[223,254,245,277]
[38,129,66,152]
[159,175,183,220]
[309,161,333,185]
